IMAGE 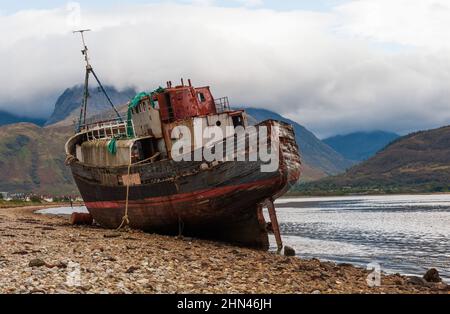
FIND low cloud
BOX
[0,1,449,137]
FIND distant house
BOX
[43,197,54,203]
[0,192,9,200]
[10,193,26,201]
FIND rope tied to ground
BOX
[116,146,133,231]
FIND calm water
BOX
[270,194,450,281]
[37,206,88,215]
[38,194,450,280]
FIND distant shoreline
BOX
[285,191,450,198]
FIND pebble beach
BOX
[0,205,448,294]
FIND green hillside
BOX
[0,123,76,195]
[294,125,450,195]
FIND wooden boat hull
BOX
[67,120,301,249]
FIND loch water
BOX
[271,194,450,281]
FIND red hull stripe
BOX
[85,178,282,210]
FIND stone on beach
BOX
[407,276,428,286]
[28,259,46,268]
[126,266,139,273]
[423,268,442,283]
[284,246,296,257]
[104,232,121,238]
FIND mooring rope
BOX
[115,147,161,230]
[178,216,184,237]
[116,145,133,230]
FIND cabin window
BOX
[216,120,222,127]
[232,115,244,127]
[198,92,206,102]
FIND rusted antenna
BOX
[73,29,92,68]
[73,29,122,132]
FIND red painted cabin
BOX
[156,81,218,123]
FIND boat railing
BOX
[79,116,133,141]
[214,97,231,113]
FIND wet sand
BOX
[0,205,448,294]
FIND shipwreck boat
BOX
[65,31,301,250]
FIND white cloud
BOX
[0,1,449,137]
[336,0,450,50]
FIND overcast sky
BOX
[1,0,450,138]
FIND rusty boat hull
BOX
[67,120,301,249]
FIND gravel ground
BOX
[0,206,448,294]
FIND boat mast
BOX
[73,30,123,132]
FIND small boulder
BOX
[13,250,29,255]
[104,232,121,238]
[104,256,117,262]
[29,259,46,268]
[407,276,427,286]
[126,266,139,274]
[423,268,442,283]
[229,249,240,255]
[284,246,296,257]
[337,263,353,267]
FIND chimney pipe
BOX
[188,79,192,87]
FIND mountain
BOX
[0,123,76,195]
[0,110,46,127]
[0,90,358,195]
[324,131,400,161]
[45,85,136,126]
[0,85,135,195]
[295,125,450,194]
[244,108,356,178]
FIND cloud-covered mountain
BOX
[45,85,136,126]
[0,87,355,195]
[45,85,355,178]
[1,2,450,137]
[324,131,400,161]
